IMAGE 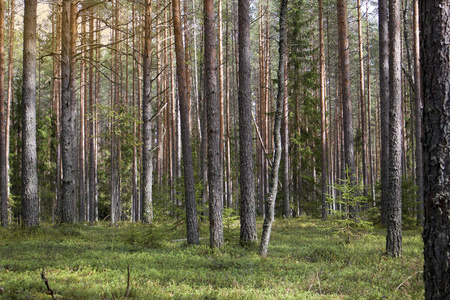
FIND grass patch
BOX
[0,218,423,299]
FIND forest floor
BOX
[0,216,423,299]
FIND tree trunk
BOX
[22,0,38,227]
[337,0,356,212]
[421,1,450,297]
[238,0,256,245]
[386,0,402,258]
[413,0,423,226]
[88,6,96,224]
[0,0,6,228]
[379,0,389,226]
[319,0,327,221]
[142,0,153,223]
[172,0,199,244]
[259,0,287,257]
[204,0,223,248]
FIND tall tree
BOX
[421,1,450,297]
[60,0,75,223]
[238,0,256,245]
[0,0,6,228]
[172,0,199,244]
[319,0,327,221]
[386,0,402,258]
[378,0,389,226]
[205,0,223,248]
[142,0,153,223]
[337,0,356,205]
[22,0,39,227]
[413,0,423,226]
[259,0,288,257]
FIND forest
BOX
[0,0,449,298]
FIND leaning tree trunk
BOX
[259,0,287,257]
[420,0,450,297]
[386,0,402,258]
[238,0,256,245]
[172,0,199,245]
[22,0,39,227]
[204,0,224,248]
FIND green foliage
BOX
[327,167,372,244]
[223,208,239,243]
[0,220,423,299]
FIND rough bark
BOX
[22,0,39,227]
[413,0,423,226]
[386,0,402,258]
[337,0,356,208]
[379,0,389,226]
[259,0,287,257]
[142,0,153,223]
[205,0,223,248]
[88,7,96,224]
[239,0,256,245]
[172,0,199,244]
[420,1,450,297]
[60,0,75,223]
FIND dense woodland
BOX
[0,0,449,297]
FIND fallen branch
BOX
[396,271,423,290]
[41,270,55,299]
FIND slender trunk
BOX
[0,0,6,228]
[319,0,327,220]
[142,0,153,223]
[357,0,367,197]
[379,0,389,226]
[173,0,199,244]
[386,0,402,258]
[259,0,287,257]
[88,7,96,224]
[239,0,256,245]
[205,0,224,248]
[413,0,423,226]
[79,4,86,222]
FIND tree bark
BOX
[259,0,287,257]
[172,0,199,244]
[22,0,38,227]
[5,0,14,226]
[319,0,327,221]
[379,0,389,226]
[413,0,423,226]
[337,0,356,211]
[205,0,224,248]
[142,0,153,223]
[386,0,402,258]
[239,0,256,245]
[0,0,6,228]
[420,1,450,297]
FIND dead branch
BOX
[41,270,55,299]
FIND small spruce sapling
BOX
[327,166,370,244]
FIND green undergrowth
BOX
[0,217,423,299]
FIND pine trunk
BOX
[386,0,402,258]
[420,1,450,297]
[239,0,256,245]
[205,0,224,248]
[22,0,38,227]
